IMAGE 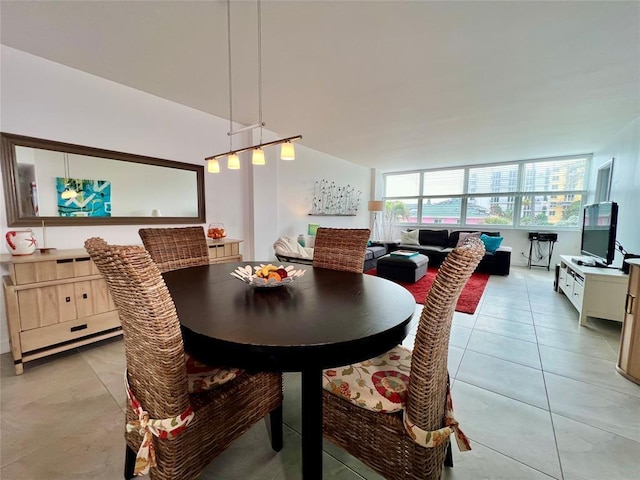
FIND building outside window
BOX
[383,155,589,229]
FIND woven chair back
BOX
[85,237,190,420]
[312,228,370,273]
[407,236,485,432]
[139,226,209,273]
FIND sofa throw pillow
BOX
[400,230,420,245]
[480,233,503,253]
[456,231,481,247]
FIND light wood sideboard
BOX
[1,249,121,375]
[207,238,243,264]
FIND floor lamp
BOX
[368,200,384,241]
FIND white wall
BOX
[0,46,246,247]
[0,46,371,353]
[250,141,370,261]
[588,117,640,267]
[275,147,370,253]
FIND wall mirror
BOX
[1,133,206,226]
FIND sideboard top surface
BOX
[0,249,91,264]
[1,238,244,265]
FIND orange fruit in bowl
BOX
[207,227,226,239]
[267,272,282,282]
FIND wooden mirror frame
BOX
[1,132,206,226]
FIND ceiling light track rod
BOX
[205,134,302,161]
[227,122,266,136]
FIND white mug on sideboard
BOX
[5,229,37,255]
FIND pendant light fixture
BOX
[280,141,295,160]
[252,147,265,165]
[60,153,78,200]
[208,158,220,173]
[228,153,240,169]
[252,2,267,168]
[205,0,302,172]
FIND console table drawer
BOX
[20,310,121,353]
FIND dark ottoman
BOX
[377,254,429,283]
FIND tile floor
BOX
[1,266,639,479]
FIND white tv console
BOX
[558,255,628,326]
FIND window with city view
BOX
[383,155,589,228]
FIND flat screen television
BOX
[580,201,618,267]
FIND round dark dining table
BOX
[163,262,416,480]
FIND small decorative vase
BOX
[207,223,227,240]
[5,229,37,255]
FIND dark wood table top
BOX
[163,262,416,371]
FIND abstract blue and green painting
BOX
[56,177,112,217]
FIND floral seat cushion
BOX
[185,352,243,393]
[323,346,411,413]
[322,345,472,451]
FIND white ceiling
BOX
[1,1,639,172]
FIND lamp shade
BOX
[252,148,265,165]
[228,153,240,170]
[307,223,320,236]
[368,200,384,212]
[280,141,295,160]
[208,158,220,173]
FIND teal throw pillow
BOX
[480,234,503,253]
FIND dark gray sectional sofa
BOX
[392,229,511,275]
[364,244,388,271]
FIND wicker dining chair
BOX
[139,226,210,273]
[84,238,283,480]
[321,236,486,480]
[312,227,371,273]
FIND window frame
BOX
[383,154,591,230]
[594,158,614,203]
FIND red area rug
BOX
[366,267,489,314]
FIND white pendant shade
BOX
[61,188,78,200]
[208,158,220,173]
[280,141,295,160]
[60,183,78,200]
[252,148,265,165]
[228,153,240,170]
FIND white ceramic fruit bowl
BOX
[230,264,306,288]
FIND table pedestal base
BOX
[302,368,323,479]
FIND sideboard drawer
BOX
[20,310,121,353]
[13,257,99,285]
